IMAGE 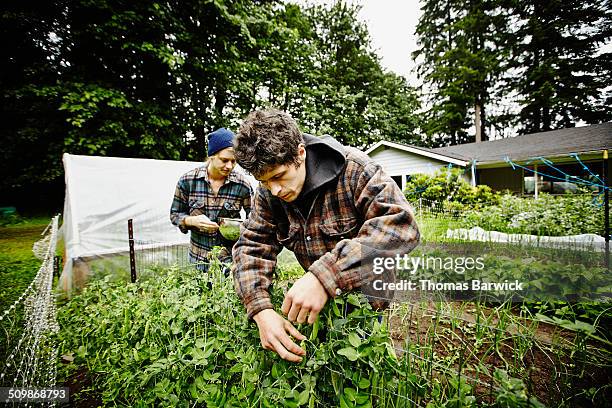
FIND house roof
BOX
[431,122,612,164]
[366,123,611,166]
[365,140,469,166]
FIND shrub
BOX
[404,168,500,207]
[461,192,604,236]
[0,211,22,226]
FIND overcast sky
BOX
[288,0,423,85]
[353,0,422,85]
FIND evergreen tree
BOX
[414,0,508,146]
[505,0,612,134]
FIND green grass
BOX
[416,214,463,242]
[0,217,51,310]
[0,217,51,369]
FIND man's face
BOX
[209,147,237,176]
[257,144,306,202]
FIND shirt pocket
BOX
[319,216,360,240]
[276,222,300,250]
[188,199,206,216]
[219,200,242,219]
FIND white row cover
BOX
[59,153,257,290]
[446,227,606,252]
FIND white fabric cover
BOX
[446,227,605,252]
[59,153,257,289]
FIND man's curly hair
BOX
[235,109,304,178]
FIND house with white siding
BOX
[365,141,472,191]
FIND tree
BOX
[0,1,68,204]
[505,0,612,134]
[294,1,421,148]
[414,0,612,144]
[1,0,423,210]
[414,0,508,146]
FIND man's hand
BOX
[282,272,329,325]
[253,309,306,362]
[185,214,219,233]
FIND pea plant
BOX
[56,245,611,407]
[56,257,410,407]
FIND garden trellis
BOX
[54,248,611,406]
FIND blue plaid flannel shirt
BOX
[170,163,253,264]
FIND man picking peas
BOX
[232,109,420,362]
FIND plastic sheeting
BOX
[446,226,606,252]
[59,153,257,291]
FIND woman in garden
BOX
[170,128,253,270]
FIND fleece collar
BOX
[300,133,346,197]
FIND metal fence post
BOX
[604,150,609,270]
[53,256,61,278]
[128,219,137,283]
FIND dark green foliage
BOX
[414,0,507,145]
[414,0,612,145]
[1,0,422,209]
[505,0,612,134]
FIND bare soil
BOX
[387,300,611,407]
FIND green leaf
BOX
[338,347,360,362]
[348,332,361,348]
[357,378,370,389]
[344,387,357,402]
[298,389,309,406]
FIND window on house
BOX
[523,162,603,195]
[391,176,402,189]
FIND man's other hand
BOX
[253,309,306,362]
[186,214,219,233]
[282,272,329,325]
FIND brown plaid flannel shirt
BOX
[232,143,420,319]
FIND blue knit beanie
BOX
[207,128,235,157]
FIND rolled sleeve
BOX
[308,160,420,297]
[308,254,342,298]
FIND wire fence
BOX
[355,290,610,406]
[52,187,610,406]
[133,240,192,272]
[118,236,611,406]
[408,195,610,257]
[0,215,60,406]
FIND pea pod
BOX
[300,340,308,367]
[143,320,150,338]
[310,316,320,342]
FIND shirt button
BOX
[306,236,312,241]
[335,288,342,296]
